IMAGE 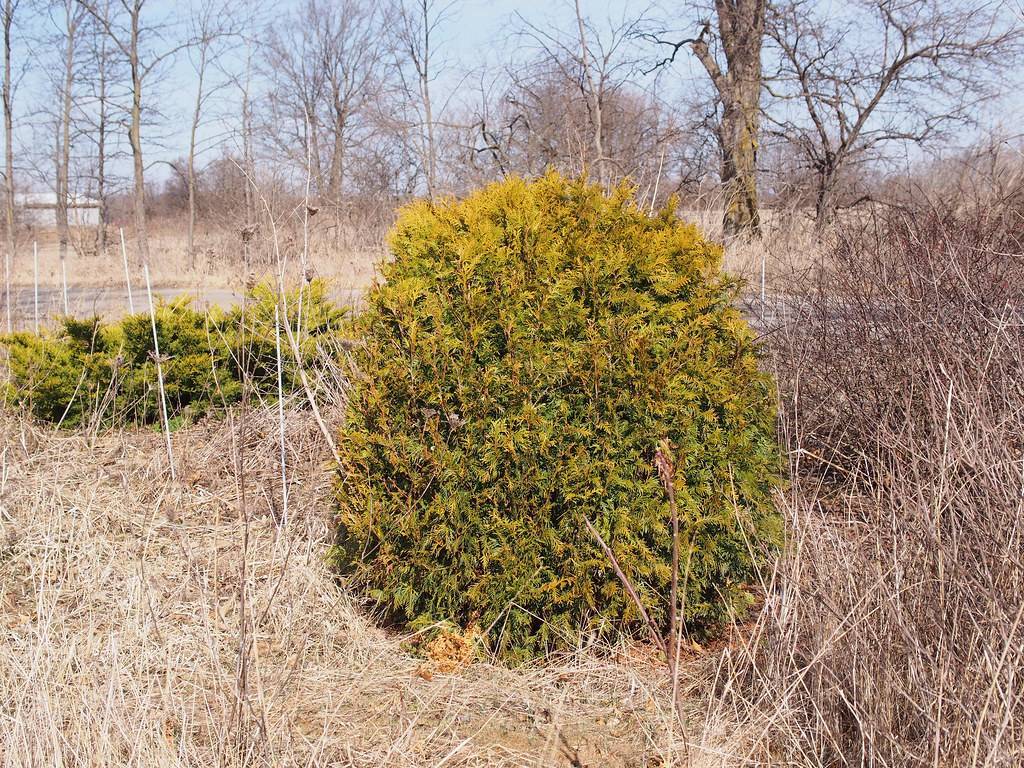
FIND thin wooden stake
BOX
[275,304,288,526]
[144,263,175,481]
[120,228,135,313]
[32,241,39,333]
[61,251,69,315]
[3,247,10,333]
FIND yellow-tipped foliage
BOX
[1,280,345,428]
[333,173,781,660]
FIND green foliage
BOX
[332,173,782,661]
[1,280,346,428]
[228,280,345,397]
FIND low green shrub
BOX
[229,280,346,396]
[1,280,345,428]
[332,173,782,661]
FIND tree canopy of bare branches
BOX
[765,0,1022,230]
[263,0,384,209]
[77,0,191,264]
[0,0,1021,257]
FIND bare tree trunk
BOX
[305,109,324,197]
[187,43,206,266]
[3,0,15,298]
[417,1,436,199]
[420,88,435,198]
[391,0,444,198]
[814,165,839,232]
[718,96,760,237]
[185,0,235,266]
[127,1,149,266]
[691,0,764,238]
[96,28,108,254]
[241,86,252,222]
[574,0,605,186]
[56,2,80,274]
[328,95,345,210]
[241,49,253,266]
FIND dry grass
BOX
[2,219,382,329]
[5,206,814,327]
[0,403,754,767]
[4,220,381,294]
[676,203,823,293]
[713,206,1024,766]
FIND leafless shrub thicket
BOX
[713,203,1024,765]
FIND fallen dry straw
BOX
[0,405,730,767]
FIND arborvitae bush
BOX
[1,280,344,428]
[231,280,346,396]
[332,173,781,660]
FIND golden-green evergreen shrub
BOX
[228,280,347,398]
[332,173,781,660]
[1,281,344,428]
[1,299,227,427]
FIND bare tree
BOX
[766,0,1022,231]
[184,0,237,264]
[644,0,766,237]
[469,14,704,203]
[87,0,114,254]
[221,0,260,252]
[78,0,188,265]
[388,0,454,199]
[51,0,87,273]
[262,3,328,194]
[513,4,647,190]
[69,0,121,256]
[319,0,383,209]
[573,0,606,186]
[2,0,19,315]
[262,0,385,214]
[238,42,255,246]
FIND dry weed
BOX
[0,405,743,767]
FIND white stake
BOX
[3,247,10,333]
[275,305,288,527]
[144,263,175,481]
[649,148,665,215]
[33,241,39,333]
[120,228,135,313]
[297,107,313,338]
[61,252,69,315]
[760,248,767,324]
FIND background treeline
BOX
[1,0,1022,269]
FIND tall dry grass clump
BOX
[718,206,1024,765]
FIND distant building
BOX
[15,192,102,228]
